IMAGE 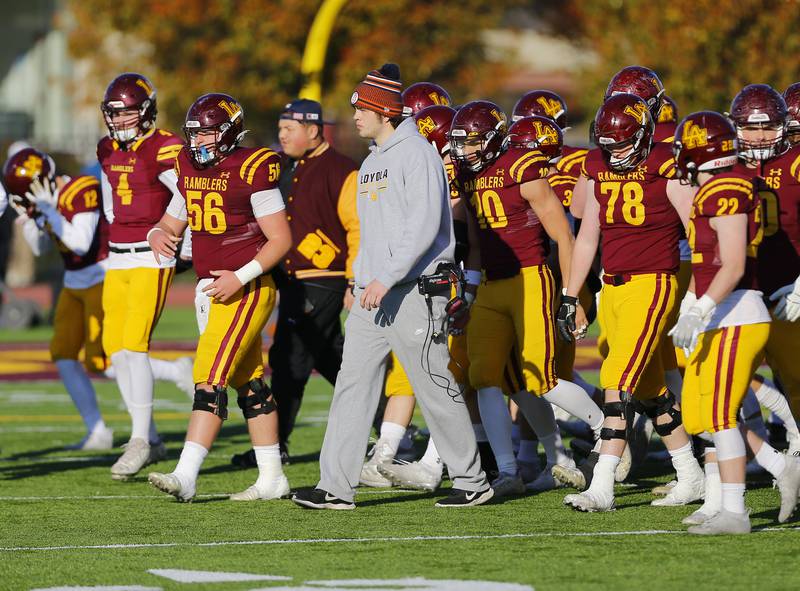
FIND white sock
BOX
[518,439,539,465]
[588,454,619,497]
[755,441,787,478]
[126,351,158,444]
[472,423,488,442]
[110,350,132,412]
[149,356,183,384]
[668,442,702,482]
[741,389,768,440]
[511,391,558,441]
[56,359,102,432]
[571,370,597,398]
[701,459,721,514]
[720,482,746,514]
[253,444,283,489]
[419,437,442,473]
[664,369,683,404]
[379,421,406,458]
[754,379,800,442]
[543,379,604,433]
[173,440,208,490]
[478,387,517,475]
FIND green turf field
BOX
[1,369,799,591]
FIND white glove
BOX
[770,275,800,322]
[678,291,697,316]
[669,294,716,355]
[25,177,57,209]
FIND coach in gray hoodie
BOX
[292,64,491,510]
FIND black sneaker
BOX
[292,488,355,510]
[435,486,494,508]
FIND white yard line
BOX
[3,527,798,552]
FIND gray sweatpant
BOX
[318,282,487,502]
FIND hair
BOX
[388,116,404,129]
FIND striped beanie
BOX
[350,63,404,117]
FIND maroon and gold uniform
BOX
[173,146,282,388]
[98,128,182,356]
[583,142,681,396]
[682,172,770,434]
[549,145,589,210]
[465,148,559,395]
[653,120,677,144]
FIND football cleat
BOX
[490,471,526,497]
[435,486,494,508]
[377,461,442,492]
[148,472,194,502]
[682,508,718,526]
[776,455,800,523]
[292,488,355,510]
[229,474,291,501]
[564,489,615,512]
[651,475,704,506]
[68,423,113,451]
[525,464,567,492]
[359,439,395,488]
[652,480,677,496]
[687,509,751,535]
[552,463,588,491]
[615,443,633,482]
[111,438,165,480]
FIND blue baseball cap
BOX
[280,99,323,123]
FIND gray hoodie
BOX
[353,117,455,289]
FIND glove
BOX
[770,275,800,322]
[557,295,578,342]
[669,294,716,354]
[25,178,57,209]
[678,291,697,316]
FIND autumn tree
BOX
[65,0,522,148]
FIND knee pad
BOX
[193,386,229,420]
[601,393,633,442]
[640,391,682,437]
[237,378,277,420]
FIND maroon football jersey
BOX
[175,146,281,280]
[53,175,108,271]
[461,148,551,280]
[653,120,677,143]
[582,142,682,275]
[97,128,183,243]
[549,144,589,210]
[753,145,800,295]
[689,172,761,297]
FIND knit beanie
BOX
[350,63,404,117]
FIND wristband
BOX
[146,227,166,242]
[464,269,482,286]
[233,259,264,285]
[692,294,717,318]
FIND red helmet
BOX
[101,73,157,144]
[673,111,738,185]
[605,66,665,120]
[511,90,568,129]
[729,84,789,163]
[505,115,562,163]
[2,148,56,204]
[183,93,246,168]
[783,83,800,145]
[658,95,678,123]
[594,93,654,172]
[402,82,451,117]
[414,105,456,156]
[449,101,507,172]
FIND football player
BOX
[783,83,800,147]
[452,101,604,497]
[97,73,184,479]
[671,110,800,533]
[557,94,703,512]
[401,81,451,117]
[147,93,291,502]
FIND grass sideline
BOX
[1,373,799,590]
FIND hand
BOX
[10,194,38,219]
[448,307,470,335]
[668,307,705,353]
[343,285,355,311]
[770,276,800,322]
[203,269,243,303]
[360,279,388,311]
[679,291,697,316]
[574,303,589,340]
[557,295,579,342]
[148,228,181,264]
[25,178,56,208]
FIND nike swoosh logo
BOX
[465,491,478,501]
[324,493,340,502]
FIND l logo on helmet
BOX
[536,97,563,119]
[429,92,450,106]
[17,154,43,178]
[417,116,436,137]
[623,103,648,124]
[658,103,674,123]
[682,121,708,149]
[218,99,241,121]
[135,78,154,97]
[533,120,558,145]
[490,109,503,123]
